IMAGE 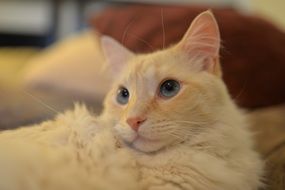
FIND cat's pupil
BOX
[165,82,174,91]
[117,87,129,105]
[160,80,180,98]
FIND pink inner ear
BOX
[101,36,134,74]
[180,11,220,58]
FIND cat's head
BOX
[101,11,230,153]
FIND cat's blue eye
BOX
[159,79,180,98]
[116,87,129,105]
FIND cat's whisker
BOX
[171,129,201,136]
[233,80,248,101]
[167,133,185,141]
[190,34,219,41]
[155,119,208,127]
[172,120,208,125]
[147,123,202,140]
[23,90,59,114]
[121,17,137,45]
[125,33,155,51]
[160,8,165,49]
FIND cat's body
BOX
[0,11,263,190]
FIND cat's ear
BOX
[177,10,221,76]
[101,36,134,75]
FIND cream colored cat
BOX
[0,11,263,190]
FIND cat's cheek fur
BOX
[114,124,137,143]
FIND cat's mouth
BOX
[114,124,172,152]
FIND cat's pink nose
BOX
[126,116,146,131]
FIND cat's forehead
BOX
[131,54,156,71]
[127,56,157,86]
[126,51,169,78]
[119,49,187,86]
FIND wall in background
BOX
[0,0,52,35]
[0,0,283,46]
[112,0,252,11]
[251,0,285,30]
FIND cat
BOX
[0,10,263,190]
[100,10,264,190]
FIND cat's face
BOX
[101,11,227,153]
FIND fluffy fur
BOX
[0,11,263,190]
[0,105,140,190]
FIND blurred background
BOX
[0,0,284,129]
[0,0,284,46]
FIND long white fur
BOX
[0,105,140,190]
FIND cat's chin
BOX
[129,135,168,153]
